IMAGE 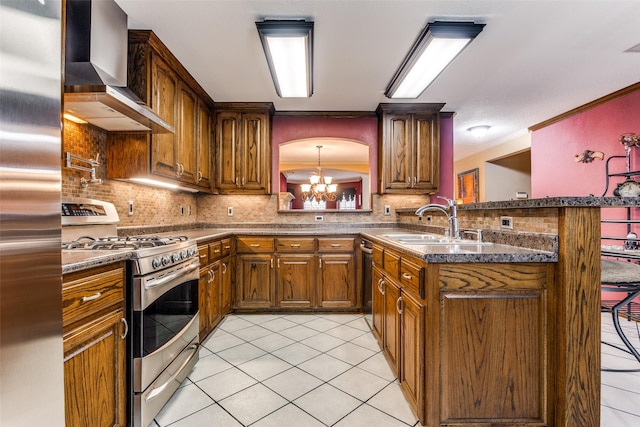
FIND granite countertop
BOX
[360,229,556,263]
[63,226,557,274]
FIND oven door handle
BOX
[145,343,199,403]
[144,261,199,290]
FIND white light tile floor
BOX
[153,312,640,427]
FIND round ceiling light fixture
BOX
[468,125,491,138]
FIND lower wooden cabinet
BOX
[234,235,359,311]
[276,254,315,308]
[199,262,221,338]
[62,263,127,427]
[236,253,274,309]
[382,273,401,375]
[220,257,233,314]
[398,290,425,422]
[318,253,357,308]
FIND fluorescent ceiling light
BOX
[256,20,313,98]
[385,21,485,99]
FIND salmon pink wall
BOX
[531,89,640,198]
[271,114,454,199]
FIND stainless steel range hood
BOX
[64,0,173,134]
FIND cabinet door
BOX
[177,82,198,183]
[400,291,425,422]
[382,113,412,191]
[220,258,233,315]
[236,254,273,308]
[150,54,178,178]
[208,262,222,329]
[413,114,439,191]
[318,253,357,308]
[371,267,385,345]
[63,309,127,427]
[196,100,213,190]
[216,111,241,191]
[240,112,269,192]
[276,254,315,308]
[199,266,210,339]
[383,278,401,376]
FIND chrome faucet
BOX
[415,196,460,240]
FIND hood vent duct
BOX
[63,0,173,133]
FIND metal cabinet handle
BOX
[224,245,231,250]
[277,258,280,269]
[271,258,274,269]
[235,176,239,187]
[120,317,128,340]
[331,243,341,248]
[222,262,227,274]
[213,248,221,254]
[378,278,385,295]
[197,170,203,182]
[407,177,411,185]
[207,270,213,283]
[414,176,417,186]
[319,258,322,269]
[396,296,403,314]
[250,243,260,247]
[290,243,301,248]
[199,254,207,260]
[242,176,245,186]
[81,292,102,302]
[402,273,412,281]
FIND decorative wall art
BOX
[457,168,479,203]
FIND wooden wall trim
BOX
[529,82,640,132]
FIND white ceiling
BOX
[116,0,640,160]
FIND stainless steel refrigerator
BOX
[0,1,65,426]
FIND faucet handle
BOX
[435,195,455,206]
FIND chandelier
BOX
[301,145,337,202]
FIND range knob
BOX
[162,255,171,266]
[172,252,181,263]
[181,249,188,260]
[188,247,197,257]
[152,257,162,269]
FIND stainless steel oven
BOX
[62,198,200,427]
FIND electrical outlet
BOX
[227,206,234,216]
[128,200,134,216]
[500,216,513,229]
[315,215,324,221]
[384,205,391,216]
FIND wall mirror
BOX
[278,138,371,211]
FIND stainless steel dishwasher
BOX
[361,239,373,313]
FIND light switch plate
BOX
[500,216,513,229]
[227,206,234,216]
[384,205,391,216]
[128,200,134,216]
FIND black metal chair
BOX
[601,258,640,368]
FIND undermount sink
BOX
[381,233,493,246]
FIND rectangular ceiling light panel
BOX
[257,20,314,98]
[386,21,485,99]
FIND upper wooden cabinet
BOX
[215,102,274,194]
[108,30,214,192]
[376,103,444,194]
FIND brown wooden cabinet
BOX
[198,238,234,340]
[317,237,357,308]
[215,103,274,194]
[109,30,214,192]
[398,289,425,422]
[234,235,358,311]
[62,263,127,427]
[275,237,317,308]
[376,103,443,194]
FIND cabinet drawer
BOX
[400,258,425,299]
[62,265,125,328]
[276,237,315,252]
[221,238,232,257]
[318,237,355,252]
[198,244,209,264]
[209,241,222,261]
[236,237,274,253]
[383,249,400,280]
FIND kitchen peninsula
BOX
[61,197,638,427]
